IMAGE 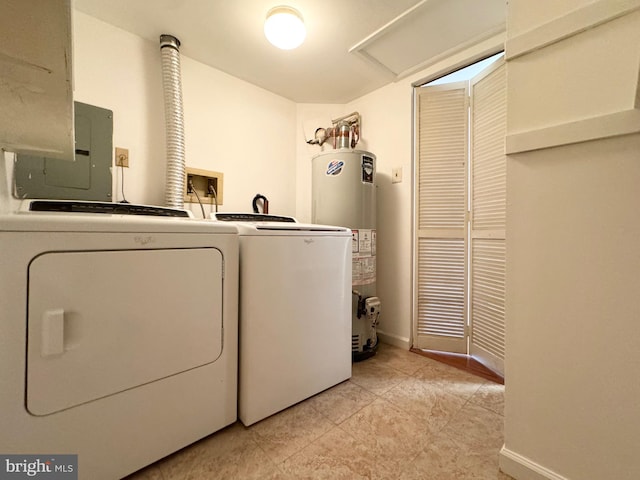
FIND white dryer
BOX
[0,206,239,479]
[213,214,352,426]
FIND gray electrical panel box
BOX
[14,101,113,201]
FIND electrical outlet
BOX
[392,166,402,184]
[115,147,129,168]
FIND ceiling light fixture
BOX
[264,6,306,50]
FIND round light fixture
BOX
[264,6,306,50]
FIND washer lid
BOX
[234,221,350,236]
[255,223,347,232]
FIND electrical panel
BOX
[13,101,113,201]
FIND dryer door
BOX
[26,248,224,416]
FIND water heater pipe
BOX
[306,111,361,148]
[160,34,185,209]
[331,111,360,126]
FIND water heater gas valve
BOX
[364,297,381,323]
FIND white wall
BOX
[73,12,297,216]
[295,34,504,348]
[501,2,640,479]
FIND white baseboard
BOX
[499,446,569,480]
[377,330,410,350]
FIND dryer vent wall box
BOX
[13,101,113,201]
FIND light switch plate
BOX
[392,166,403,184]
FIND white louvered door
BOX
[415,81,469,353]
[469,60,506,375]
[414,58,506,374]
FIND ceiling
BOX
[73,0,506,104]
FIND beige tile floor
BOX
[126,344,513,480]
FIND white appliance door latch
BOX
[42,308,65,357]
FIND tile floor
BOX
[126,344,513,480]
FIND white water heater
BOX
[311,149,380,361]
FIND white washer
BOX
[229,219,352,426]
[0,207,239,479]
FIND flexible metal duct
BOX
[160,34,185,209]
